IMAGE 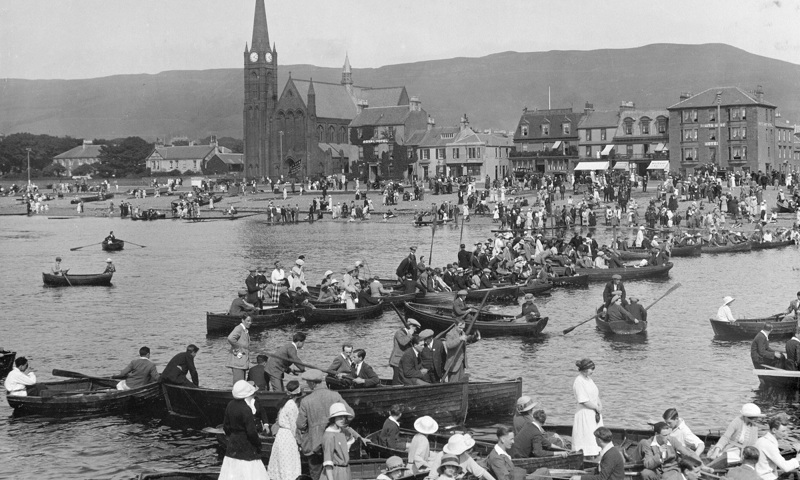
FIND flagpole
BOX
[429,221,437,267]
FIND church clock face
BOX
[249,52,259,63]
[265,52,273,63]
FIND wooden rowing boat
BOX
[101,239,124,251]
[306,286,418,307]
[413,219,453,226]
[709,315,796,340]
[414,284,520,305]
[131,211,167,221]
[595,312,648,335]
[700,242,752,254]
[551,274,590,287]
[517,282,555,295]
[574,263,673,282]
[753,368,800,390]
[300,302,384,325]
[365,427,584,473]
[161,377,521,428]
[617,243,702,261]
[6,377,162,416]
[137,471,221,480]
[42,272,113,286]
[0,349,16,377]
[206,309,300,334]
[777,199,796,213]
[70,192,114,204]
[751,240,794,250]
[404,302,549,337]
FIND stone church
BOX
[243,0,412,180]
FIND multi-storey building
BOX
[511,107,581,179]
[611,103,669,176]
[52,140,102,176]
[667,86,778,175]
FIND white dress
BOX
[267,400,301,480]
[572,374,603,456]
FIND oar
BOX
[390,302,409,329]
[52,368,122,382]
[561,312,601,335]
[63,273,73,287]
[442,290,491,378]
[70,242,102,251]
[118,239,147,248]
[261,351,339,377]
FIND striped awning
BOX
[574,161,609,171]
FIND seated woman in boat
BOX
[443,433,494,480]
[515,294,541,323]
[511,409,571,458]
[376,404,409,451]
[593,251,609,269]
[377,456,411,480]
[707,403,763,461]
[407,416,440,474]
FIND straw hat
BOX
[106,258,113,263]
[413,415,439,435]
[384,456,406,473]
[516,395,537,413]
[740,403,765,417]
[232,380,257,399]
[438,455,462,474]
[328,402,354,419]
[722,296,735,306]
[324,270,333,277]
[443,434,470,455]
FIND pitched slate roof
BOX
[514,109,583,141]
[578,110,619,129]
[211,153,243,165]
[291,80,407,121]
[350,106,412,127]
[409,126,462,148]
[667,86,776,110]
[53,144,103,160]
[357,87,407,108]
[152,145,216,160]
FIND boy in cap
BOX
[228,289,257,316]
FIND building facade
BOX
[52,140,102,176]
[577,104,619,162]
[667,86,778,175]
[510,107,581,178]
[611,103,669,176]
[146,142,228,174]
[204,153,244,175]
[776,117,797,173]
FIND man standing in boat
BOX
[395,246,418,282]
[265,332,307,391]
[444,318,480,382]
[602,275,626,308]
[389,319,420,384]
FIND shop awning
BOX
[613,161,629,170]
[600,144,615,155]
[573,161,609,171]
[647,160,670,170]
[655,143,666,152]
[552,141,562,149]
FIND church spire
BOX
[251,0,270,53]
[341,52,352,86]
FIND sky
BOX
[1,0,799,80]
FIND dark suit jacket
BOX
[247,364,269,389]
[726,465,761,480]
[328,354,353,375]
[265,343,305,379]
[487,448,516,480]
[479,274,493,289]
[420,339,446,381]
[511,422,554,458]
[786,338,800,370]
[602,281,626,306]
[396,255,418,280]
[245,275,260,304]
[377,418,404,449]
[351,361,380,388]
[398,348,426,384]
[581,445,625,480]
[162,352,199,386]
[453,297,471,317]
[457,250,472,269]
[442,271,456,288]
[751,331,774,366]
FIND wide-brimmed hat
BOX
[324,270,333,277]
[438,455,462,474]
[302,369,326,383]
[232,380,257,399]
[741,403,764,418]
[516,395,537,413]
[723,296,735,306]
[329,402,354,419]
[331,279,339,284]
[384,456,406,473]
[524,293,534,301]
[106,258,113,263]
[413,415,439,435]
[443,433,470,455]
[295,259,305,266]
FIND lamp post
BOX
[715,91,722,168]
[26,148,32,185]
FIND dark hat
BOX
[460,244,466,248]
[409,246,417,252]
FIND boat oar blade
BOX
[70,242,101,251]
[561,314,599,335]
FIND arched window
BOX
[295,110,305,149]
[317,125,325,143]
[286,111,295,149]
[339,127,347,144]
[328,126,336,143]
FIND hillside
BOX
[1,43,799,140]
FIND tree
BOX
[98,137,153,177]
[72,163,97,176]
[42,163,67,177]
[0,133,81,175]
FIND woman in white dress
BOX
[572,358,603,456]
[267,380,303,480]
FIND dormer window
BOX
[521,126,529,136]
[623,118,633,135]
[541,124,549,136]
[562,123,570,135]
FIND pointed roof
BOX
[53,144,103,160]
[251,0,270,52]
[308,78,315,96]
[288,79,407,120]
[349,106,418,128]
[667,86,776,110]
[343,53,352,74]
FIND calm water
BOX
[2,214,800,479]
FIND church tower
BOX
[243,0,278,178]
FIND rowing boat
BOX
[595,312,648,335]
[206,309,301,334]
[777,199,796,213]
[0,349,16,377]
[751,240,794,250]
[550,274,590,287]
[414,284,520,305]
[753,368,800,390]
[365,427,584,473]
[414,219,453,226]
[101,239,124,251]
[6,377,162,416]
[518,282,555,295]
[70,192,114,204]
[617,243,702,261]
[161,377,521,427]
[306,286,418,306]
[709,315,796,339]
[700,242,751,254]
[42,272,113,286]
[574,263,673,282]
[300,302,385,325]
[404,302,549,337]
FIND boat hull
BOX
[709,316,796,339]
[404,302,549,337]
[206,309,299,334]
[300,303,384,325]
[575,263,673,282]
[701,242,752,254]
[596,316,648,335]
[751,240,794,250]
[0,350,16,377]
[42,272,113,286]
[617,243,702,261]
[6,378,162,416]
[101,240,124,251]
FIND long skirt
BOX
[218,455,269,479]
[267,428,301,480]
[572,407,603,456]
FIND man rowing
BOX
[602,274,626,308]
[51,256,67,276]
[105,231,116,243]
[117,346,160,390]
[606,293,639,324]
[515,293,541,323]
[229,289,257,316]
[782,291,800,321]
[265,332,306,391]
[453,290,477,319]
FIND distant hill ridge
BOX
[1,43,798,140]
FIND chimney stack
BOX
[619,101,635,111]
[427,115,435,131]
[584,102,594,114]
[409,96,421,112]
[459,113,469,131]
[679,92,692,102]
[755,85,764,103]
[357,99,369,114]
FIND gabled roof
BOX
[667,86,776,110]
[210,153,243,165]
[449,128,514,147]
[514,109,583,141]
[152,145,217,161]
[357,86,407,108]
[618,109,668,122]
[350,106,413,127]
[408,126,462,148]
[578,111,619,129]
[53,144,103,160]
[290,80,408,121]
